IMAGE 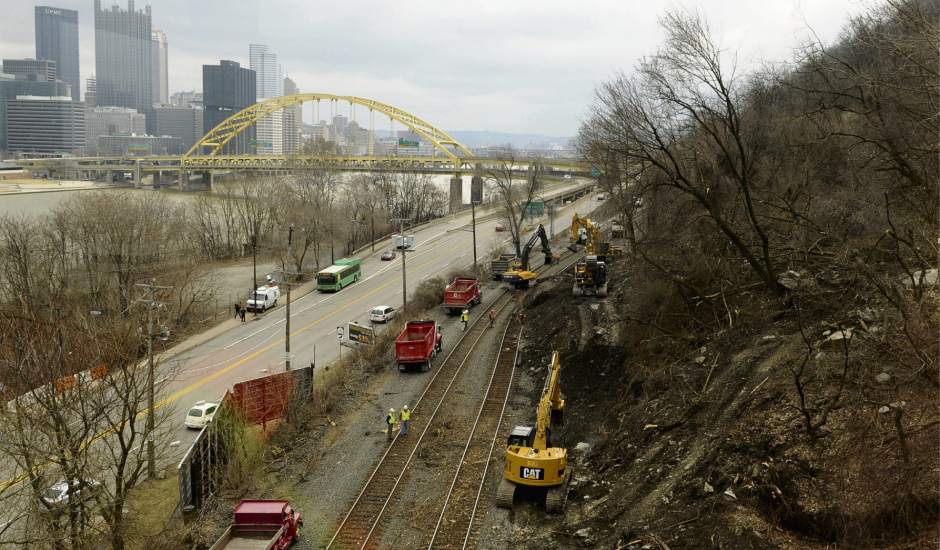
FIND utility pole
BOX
[281,226,302,371]
[251,234,258,297]
[470,174,482,270]
[391,217,411,310]
[136,278,171,480]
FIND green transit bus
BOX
[317,257,362,292]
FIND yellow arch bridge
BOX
[16,93,590,184]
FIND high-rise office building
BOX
[0,73,72,154]
[35,6,80,102]
[249,44,282,155]
[152,105,203,153]
[6,95,84,154]
[202,60,256,154]
[2,59,57,82]
[151,29,168,105]
[282,76,301,155]
[94,0,152,115]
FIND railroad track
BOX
[327,248,585,550]
[326,290,516,550]
[426,314,521,549]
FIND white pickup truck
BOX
[246,285,280,312]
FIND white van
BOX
[246,285,280,312]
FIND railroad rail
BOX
[325,290,516,549]
[427,313,521,549]
[327,247,585,550]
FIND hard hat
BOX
[463,309,469,313]
[389,408,395,413]
[403,405,409,410]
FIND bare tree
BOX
[483,148,542,257]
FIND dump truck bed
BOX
[395,320,437,364]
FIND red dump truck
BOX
[208,500,302,550]
[443,277,482,314]
[395,320,443,372]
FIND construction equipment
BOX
[497,351,569,513]
[501,224,553,289]
[490,254,520,280]
[569,214,609,297]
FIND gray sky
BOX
[0,0,866,136]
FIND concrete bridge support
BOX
[132,162,142,188]
[449,174,463,214]
[105,169,113,184]
[201,171,213,190]
[178,170,187,191]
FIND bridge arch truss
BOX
[185,93,473,167]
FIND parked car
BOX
[41,478,102,509]
[370,305,397,323]
[381,249,397,261]
[564,174,572,179]
[185,400,218,429]
[494,223,506,232]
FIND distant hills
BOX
[447,131,572,150]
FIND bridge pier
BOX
[202,171,213,190]
[132,162,142,189]
[449,174,463,214]
[178,170,187,192]
[105,169,113,184]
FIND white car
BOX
[185,400,218,429]
[41,478,102,509]
[564,174,572,179]
[369,305,397,323]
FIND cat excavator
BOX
[570,214,609,297]
[497,351,570,513]
[501,224,553,289]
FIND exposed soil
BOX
[471,253,939,549]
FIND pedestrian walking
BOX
[386,408,398,441]
[234,302,240,319]
[239,306,246,322]
[488,308,497,327]
[400,405,411,436]
[460,309,470,332]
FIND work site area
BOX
[0,1,937,549]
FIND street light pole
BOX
[285,226,293,371]
[471,200,478,269]
[391,217,411,310]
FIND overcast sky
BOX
[0,0,867,136]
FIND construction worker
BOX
[400,405,411,436]
[488,308,497,327]
[386,408,398,441]
[461,309,470,331]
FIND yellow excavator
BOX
[569,214,609,297]
[501,224,553,289]
[497,351,570,513]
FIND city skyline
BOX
[1,0,865,136]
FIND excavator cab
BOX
[507,426,535,448]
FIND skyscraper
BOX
[282,76,301,155]
[202,60,256,155]
[151,29,168,105]
[35,6,80,102]
[6,95,85,154]
[85,76,96,107]
[94,0,152,114]
[249,44,282,155]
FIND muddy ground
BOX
[475,254,939,549]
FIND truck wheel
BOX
[423,358,431,372]
[273,299,277,307]
[261,305,266,313]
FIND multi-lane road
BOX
[160,181,602,460]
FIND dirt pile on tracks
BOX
[498,257,939,549]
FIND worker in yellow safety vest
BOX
[400,405,411,436]
[460,309,470,331]
[386,408,398,441]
